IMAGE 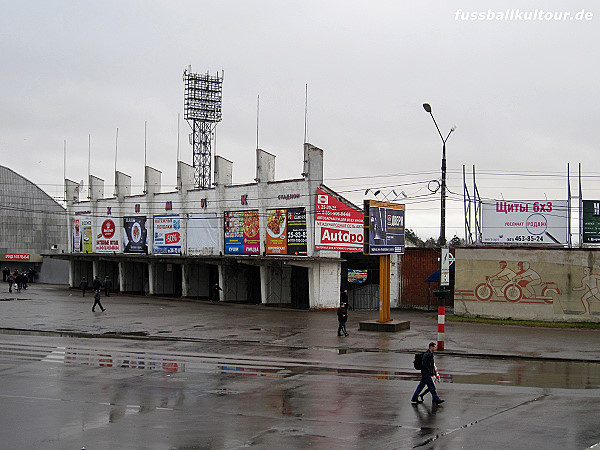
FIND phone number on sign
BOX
[507,235,544,242]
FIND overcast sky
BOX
[1,0,598,241]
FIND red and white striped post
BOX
[437,305,445,351]
[437,248,450,351]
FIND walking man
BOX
[411,342,444,405]
[79,277,88,297]
[92,289,105,312]
[337,302,349,337]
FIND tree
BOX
[405,229,424,247]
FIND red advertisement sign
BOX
[96,218,120,253]
[4,253,30,260]
[315,188,363,252]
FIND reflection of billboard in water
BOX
[363,200,405,255]
[348,269,367,283]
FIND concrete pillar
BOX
[92,260,99,279]
[181,263,189,297]
[118,261,125,293]
[260,265,268,304]
[148,262,155,295]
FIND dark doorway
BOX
[97,261,120,292]
[123,262,148,295]
[154,263,182,297]
[291,266,309,309]
[72,259,93,287]
[341,252,380,310]
[246,265,261,304]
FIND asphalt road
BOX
[0,333,598,449]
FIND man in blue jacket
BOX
[411,342,444,405]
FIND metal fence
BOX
[348,284,379,310]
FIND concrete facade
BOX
[61,144,398,309]
[454,247,600,322]
[0,165,69,283]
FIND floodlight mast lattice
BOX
[183,67,223,189]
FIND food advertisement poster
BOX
[187,213,219,255]
[315,188,363,252]
[224,210,260,254]
[123,216,148,254]
[153,215,181,255]
[481,200,568,245]
[96,217,119,253]
[72,219,81,253]
[81,219,93,253]
[266,208,307,255]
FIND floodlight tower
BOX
[183,67,223,189]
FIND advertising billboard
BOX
[348,269,367,283]
[224,210,260,254]
[363,200,405,255]
[315,188,363,252]
[81,219,93,253]
[153,215,182,255]
[481,200,568,245]
[72,218,81,253]
[266,208,307,255]
[96,217,119,253]
[187,213,219,255]
[582,200,600,245]
[123,216,148,254]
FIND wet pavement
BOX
[1,285,599,449]
[0,283,598,363]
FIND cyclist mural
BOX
[474,261,560,304]
[455,249,600,320]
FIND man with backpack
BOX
[411,342,444,405]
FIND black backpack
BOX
[413,352,424,370]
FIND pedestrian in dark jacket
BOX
[92,276,101,291]
[411,342,444,405]
[337,302,349,337]
[19,272,28,290]
[103,276,112,297]
[7,272,14,293]
[92,289,105,312]
[2,267,9,282]
[210,282,222,302]
[79,277,88,296]
[13,270,22,292]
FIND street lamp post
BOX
[423,103,455,246]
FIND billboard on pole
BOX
[363,200,405,255]
[481,200,568,245]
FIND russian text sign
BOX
[481,200,568,245]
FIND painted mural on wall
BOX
[454,248,600,321]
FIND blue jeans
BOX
[411,373,441,402]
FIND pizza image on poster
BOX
[123,216,148,254]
